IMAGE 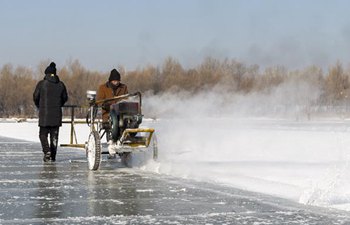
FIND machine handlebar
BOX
[93,92,142,107]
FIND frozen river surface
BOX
[1,136,350,225]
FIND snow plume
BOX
[142,79,322,120]
[140,80,350,211]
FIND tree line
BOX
[0,57,349,118]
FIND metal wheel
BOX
[86,130,101,170]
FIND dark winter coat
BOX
[33,74,68,127]
[97,82,128,122]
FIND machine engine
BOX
[110,101,142,141]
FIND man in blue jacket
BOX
[33,62,68,162]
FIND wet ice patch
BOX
[169,188,186,193]
[136,189,154,193]
[213,201,227,205]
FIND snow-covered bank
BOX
[0,118,90,145]
[2,118,350,212]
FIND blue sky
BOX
[1,0,350,71]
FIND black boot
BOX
[43,151,51,162]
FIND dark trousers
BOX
[39,126,59,158]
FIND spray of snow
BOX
[139,82,350,211]
[143,79,321,120]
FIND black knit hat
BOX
[44,62,57,75]
[109,69,121,81]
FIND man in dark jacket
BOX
[33,62,68,162]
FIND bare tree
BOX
[325,62,349,103]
